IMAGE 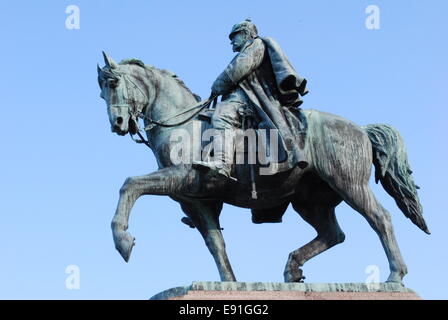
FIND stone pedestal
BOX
[150,282,421,300]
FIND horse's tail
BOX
[363,124,430,234]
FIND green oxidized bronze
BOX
[98,20,429,284]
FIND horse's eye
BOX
[108,79,118,88]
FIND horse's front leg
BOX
[111,166,195,261]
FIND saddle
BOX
[197,105,307,182]
[197,107,273,184]
[189,106,308,224]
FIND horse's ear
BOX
[97,63,102,75]
[102,51,117,69]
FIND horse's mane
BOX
[119,59,201,102]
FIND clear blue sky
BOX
[0,0,446,299]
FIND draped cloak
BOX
[218,36,309,174]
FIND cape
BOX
[261,37,308,107]
[222,36,309,174]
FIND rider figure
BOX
[193,19,309,179]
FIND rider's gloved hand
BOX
[211,71,234,97]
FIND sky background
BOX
[0,0,447,299]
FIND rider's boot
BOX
[193,129,236,181]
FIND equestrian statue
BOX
[97,20,429,284]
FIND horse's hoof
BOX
[385,278,404,285]
[284,267,306,283]
[386,271,405,284]
[113,231,135,262]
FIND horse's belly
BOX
[220,166,303,209]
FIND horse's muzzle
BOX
[112,124,127,136]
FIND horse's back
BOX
[303,109,373,184]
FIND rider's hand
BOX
[211,71,234,97]
[211,85,221,98]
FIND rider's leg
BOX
[193,100,242,179]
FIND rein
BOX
[140,96,216,130]
[120,72,217,148]
[130,97,216,149]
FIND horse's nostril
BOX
[116,117,123,125]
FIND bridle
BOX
[107,70,217,149]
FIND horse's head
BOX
[97,52,148,136]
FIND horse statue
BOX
[97,52,429,284]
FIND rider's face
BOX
[231,31,249,52]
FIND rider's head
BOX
[229,19,258,52]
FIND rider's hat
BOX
[229,19,258,40]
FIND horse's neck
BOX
[144,69,197,167]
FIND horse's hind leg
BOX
[180,200,236,282]
[336,183,408,283]
[284,201,345,282]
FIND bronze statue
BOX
[97,20,429,284]
[193,19,308,179]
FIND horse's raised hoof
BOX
[113,230,136,262]
[284,267,306,283]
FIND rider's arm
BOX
[211,38,265,96]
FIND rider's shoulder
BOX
[252,37,264,47]
[242,37,264,52]
[258,36,280,47]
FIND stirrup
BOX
[193,162,236,181]
[192,160,213,172]
[215,168,237,182]
[297,161,308,169]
